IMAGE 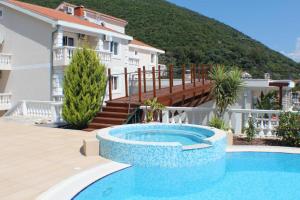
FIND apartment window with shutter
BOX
[110,42,119,55]
[63,36,74,46]
[0,8,3,19]
[112,76,118,90]
[151,54,155,63]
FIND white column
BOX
[282,89,290,111]
[95,36,104,51]
[53,26,64,48]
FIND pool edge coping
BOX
[227,145,300,154]
[96,123,226,149]
[36,161,130,200]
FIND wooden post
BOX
[279,86,283,108]
[108,68,112,101]
[209,64,213,81]
[193,64,196,87]
[197,64,201,82]
[143,66,146,93]
[182,64,185,90]
[138,68,142,102]
[152,67,156,97]
[201,64,205,85]
[169,65,173,94]
[124,67,128,97]
[190,64,193,84]
[158,65,161,90]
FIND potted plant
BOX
[209,66,243,145]
[144,98,165,122]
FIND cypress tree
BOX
[62,48,107,129]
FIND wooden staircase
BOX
[84,101,140,132]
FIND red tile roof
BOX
[130,39,156,48]
[7,0,121,34]
[58,2,127,25]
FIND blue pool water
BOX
[112,129,206,145]
[73,152,300,200]
[109,125,213,146]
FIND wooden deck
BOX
[110,80,212,106]
[85,64,213,131]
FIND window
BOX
[151,54,155,63]
[112,76,118,90]
[110,42,119,56]
[0,8,3,19]
[63,36,74,46]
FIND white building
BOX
[0,0,164,112]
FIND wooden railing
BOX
[140,106,286,138]
[107,64,213,102]
[0,53,12,70]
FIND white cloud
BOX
[286,37,300,62]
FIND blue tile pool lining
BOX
[96,124,227,167]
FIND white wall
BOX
[0,6,54,103]
[129,47,157,70]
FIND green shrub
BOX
[209,116,228,131]
[209,66,243,118]
[144,98,165,122]
[244,117,256,142]
[62,48,107,129]
[276,112,300,146]
[255,91,281,110]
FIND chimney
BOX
[74,5,85,18]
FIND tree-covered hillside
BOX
[22,0,300,78]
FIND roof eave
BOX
[129,44,165,54]
[1,1,57,27]
[1,1,132,41]
[57,20,133,40]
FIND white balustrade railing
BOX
[0,93,12,110]
[96,50,112,62]
[53,46,76,66]
[0,53,12,70]
[53,46,111,66]
[129,57,139,66]
[229,109,280,138]
[5,100,63,123]
[141,106,284,138]
[52,94,64,102]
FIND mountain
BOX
[21,0,300,79]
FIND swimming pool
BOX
[73,152,300,200]
[111,129,205,145]
[97,124,227,167]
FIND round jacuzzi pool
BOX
[97,124,226,167]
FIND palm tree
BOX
[209,66,243,118]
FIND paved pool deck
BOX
[0,120,110,200]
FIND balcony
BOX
[129,57,139,67]
[0,93,12,110]
[53,46,112,66]
[0,53,12,70]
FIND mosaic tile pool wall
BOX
[97,124,227,168]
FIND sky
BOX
[168,0,300,62]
